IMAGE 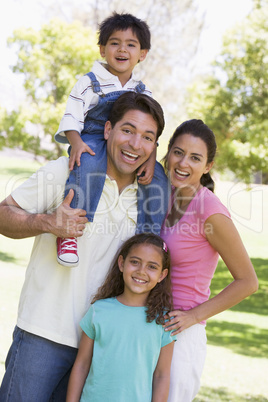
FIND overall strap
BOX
[86,72,103,95]
[135,80,146,93]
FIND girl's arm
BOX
[66,332,94,402]
[137,146,157,185]
[163,214,258,335]
[65,130,96,171]
[152,341,174,402]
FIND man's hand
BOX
[48,190,88,238]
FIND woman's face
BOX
[167,133,213,192]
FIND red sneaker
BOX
[57,237,79,267]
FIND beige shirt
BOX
[12,157,137,347]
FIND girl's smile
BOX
[117,243,168,306]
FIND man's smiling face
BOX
[104,109,157,188]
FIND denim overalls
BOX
[65,72,170,235]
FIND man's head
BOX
[97,12,151,50]
[104,92,165,188]
[108,92,165,140]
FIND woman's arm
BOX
[66,332,94,402]
[152,342,174,402]
[164,214,258,335]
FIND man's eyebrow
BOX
[120,122,156,136]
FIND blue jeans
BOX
[0,327,78,402]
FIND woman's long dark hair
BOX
[91,233,173,324]
[163,119,217,192]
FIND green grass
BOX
[0,154,268,400]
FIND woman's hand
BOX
[163,309,198,336]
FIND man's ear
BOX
[139,49,148,62]
[99,45,105,58]
[104,121,112,140]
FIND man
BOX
[0,92,169,401]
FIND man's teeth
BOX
[122,150,138,160]
[175,169,189,176]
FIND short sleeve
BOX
[80,305,96,340]
[11,157,69,214]
[199,189,231,222]
[161,327,176,347]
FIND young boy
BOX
[55,12,166,267]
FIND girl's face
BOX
[118,243,168,303]
[167,133,213,192]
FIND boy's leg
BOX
[137,161,170,234]
[57,136,107,267]
[0,326,78,402]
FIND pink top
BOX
[161,187,231,324]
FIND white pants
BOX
[168,324,207,402]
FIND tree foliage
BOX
[0,1,204,158]
[47,0,204,103]
[1,18,99,158]
[186,0,268,183]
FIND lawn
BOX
[0,154,267,401]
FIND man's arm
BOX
[0,190,88,239]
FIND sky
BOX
[0,0,253,110]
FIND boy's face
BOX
[104,109,157,188]
[99,29,148,85]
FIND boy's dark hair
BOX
[97,12,151,50]
[108,92,165,140]
[91,233,173,324]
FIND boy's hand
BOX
[137,150,156,185]
[65,130,95,171]
[69,141,95,171]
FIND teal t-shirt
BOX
[80,297,175,402]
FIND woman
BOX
[161,119,258,402]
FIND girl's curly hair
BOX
[91,233,173,324]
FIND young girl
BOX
[66,233,175,402]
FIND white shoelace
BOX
[61,238,77,251]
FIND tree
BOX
[1,18,99,158]
[186,0,268,183]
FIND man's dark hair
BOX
[97,12,151,50]
[108,92,165,140]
